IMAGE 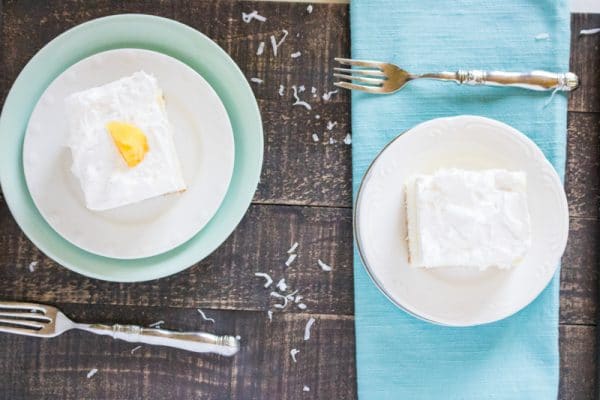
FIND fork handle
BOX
[77,324,240,356]
[420,70,578,91]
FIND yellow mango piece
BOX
[106,121,149,167]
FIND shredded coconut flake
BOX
[297,303,307,310]
[130,346,142,354]
[235,335,241,340]
[294,295,304,304]
[291,51,302,58]
[250,77,263,84]
[343,133,352,145]
[278,85,285,96]
[287,242,299,253]
[312,133,319,142]
[86,368,98,379]
[267,310,273,321]
[307,4,313,14]
[270,292,288,309]
[285,253,298,266]
[580,28,600,36]
[285,290,299,302]
[149,320,165,328]
[315,114,320,119]
[322,90,338,101]
[317,259,332,271]
[311,87,317,94]
[303,385,310,392]
[326,121,337,131]
[256,41,265,55]
[304,317,315,340]
[534,32,550,40]
[276,278,288,292]
[254,272,273,288]
[292,85,312,110]
[290,348,300,362]
[299,85,306,92]
[197,308,216,323]
[242,10,266,23]
[329,137,337,144]
[28,261,38,272]
[270,29,289,56]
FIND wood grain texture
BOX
[569,14,600,113]
[559,325,597,400]
[0,203,353,315]
[0,304,356,400]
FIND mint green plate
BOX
[0,14,263,282]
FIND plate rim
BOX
[353,115,569,327]
[0,14,263,282]
[22,47,236,259]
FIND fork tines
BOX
[333,57,386,93]
[0,302,51,334]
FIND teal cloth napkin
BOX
[351,1,570,399]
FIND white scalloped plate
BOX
[355,115,569,326]
[23,48,234,259]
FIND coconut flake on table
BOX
[285,253,298,266]
[322,90,338,101]
[267,310,273,321]
[307,4,313,14]
[297,303,307,310]
[86,368,98,379]
[299,85,306,93]
[292,85,312,110]
[254,272,273,288]
[130,346,142,354]
[303,385,311,392]
[242,10,267,23]
[197,308,216,323]
[270,29,289,56]
[304,317,315,340]
[270,292,288,309]
[312,133,319,142]
[256,41,265,55]
[294,295,304,304]
[149,320,165,328]
[28,261,38,272]
[580,28,600,36]
[326,121,337,131]
[287,242,299,254]
[315,114,320,120]
[343,133,352,145]
[278,85,285,96]
[276,278,288,292]
[285,290,299,302]
[250,77,263,84]
[534,32,550,40]
[317,259,332,271]
[290,348,300,362]
[329,137,337,144]
[291,51,302,58]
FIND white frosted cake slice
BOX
[65,71,186,211]
[405,168,531,269]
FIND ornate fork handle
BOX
[420,70,579,91]
[79,323,240,356]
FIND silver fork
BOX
[333,57,579,94]
[0,301,239,356]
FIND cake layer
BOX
[65,71,186,211]
[405,168,531,269]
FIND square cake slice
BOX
[65,71,186,211]
[405,168,531,269]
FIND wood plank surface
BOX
[0,1,598,399]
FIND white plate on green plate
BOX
[0,15,263,281]
[355,116,568,326]
[23,48,235,259]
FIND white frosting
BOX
[65,71,186,211]
[405,168,531,269]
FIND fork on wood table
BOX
[333,57,579,94]
[0,300,239,356]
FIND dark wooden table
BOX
[0,2,598,399]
